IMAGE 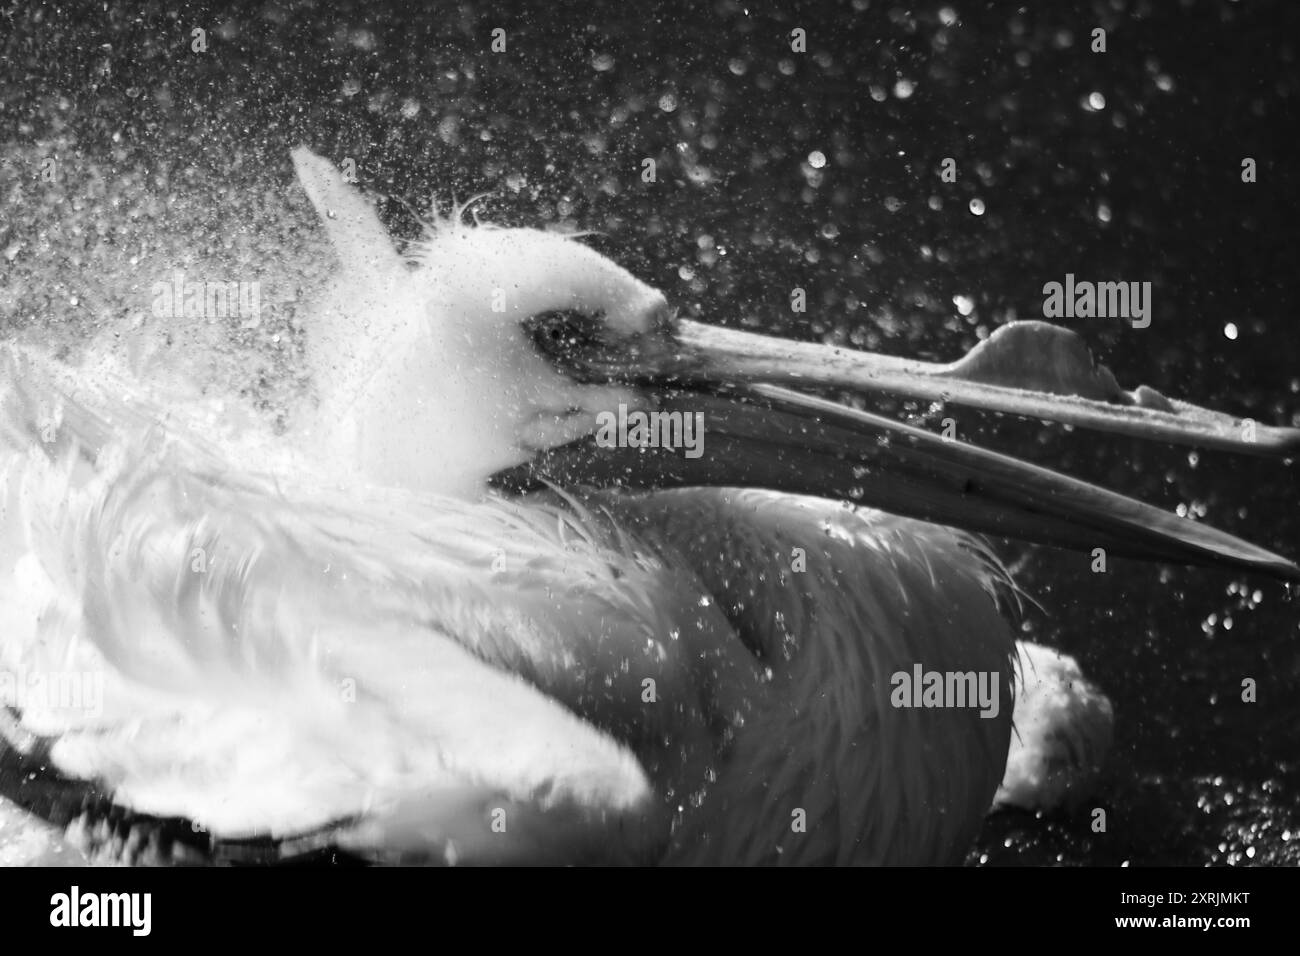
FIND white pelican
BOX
[0,147,1295,866]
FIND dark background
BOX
[1,0,1297,864]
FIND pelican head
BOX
[294,148,682,497]
[417,219,673,344]
[404,222,684,479]
[292,146,1298,579]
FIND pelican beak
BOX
[491,319,1300,581]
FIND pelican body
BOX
[0,148,1294,865]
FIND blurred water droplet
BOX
[893,78,916,99]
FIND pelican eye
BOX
[525,308,607,361]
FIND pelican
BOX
[0,147,1295,866]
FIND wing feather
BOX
[1,344,762,862]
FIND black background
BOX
[1,0,1298,865]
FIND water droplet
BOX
[968,198,985,216]
[1087,91,1106,111]
[658,93,678,113]
[678,265,695,281]
[1097,202,1112,223]
[1224,322,1238,340]
[953,294,975,316]
[807,150,826,169]
[893,79,916,99]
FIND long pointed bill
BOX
[493,326,1300,581]
[673,319,1300,458]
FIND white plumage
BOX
[995,641,1114,813]
[5,146,1288,867]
